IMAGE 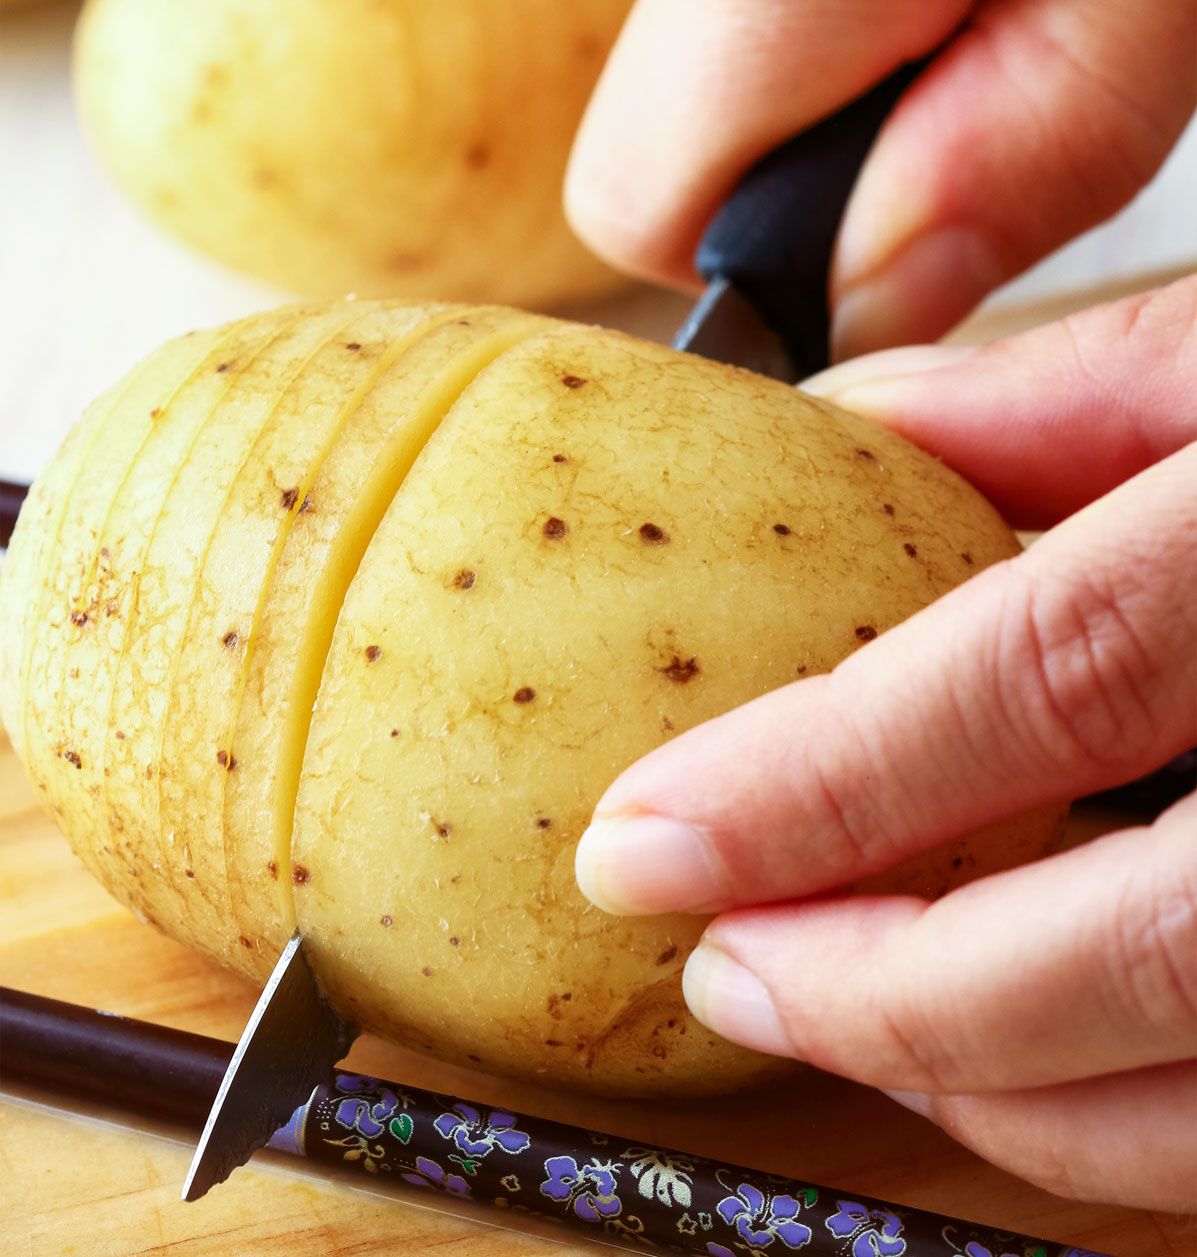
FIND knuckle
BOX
[868,981,966,1094]
[1000,565,1163,779]
[1107,853,1197,1040]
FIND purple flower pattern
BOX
[825,1200,907,1256]
[332,1072,405,1139]
[433,1103,531,1161]
[716,1182,813,1249]
[540,1154,622,1223]
[301,1072,1112,1257]
[401,1154,471,1197]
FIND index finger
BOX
[575,443,1197,916]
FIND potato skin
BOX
[0,301,1068,1096]
[74,0,630,307]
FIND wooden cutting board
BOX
[2,731,1193,1255]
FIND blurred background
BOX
[2,0,1195,484]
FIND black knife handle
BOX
[694,57,928,378]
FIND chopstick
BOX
[0,480,28,549]
[1,985,1105,1257]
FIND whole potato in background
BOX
[0,301,1066,1096]
[73,0,631,307]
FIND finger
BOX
[829,0,1197,356]
[565,0,970,288]
[681,796,1197,1091]
[804,275,1197,527]
[890,1060,1197,1212]
[574,446,1197,916]
[565,0,1195,353]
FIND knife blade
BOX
[674,58,928,382]
[182,930,357,1201]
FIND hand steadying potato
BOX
[568,0,1197,1207]
[0,301,1064,1096]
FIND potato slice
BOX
[1,378,127,761]
[17,321,242,893]
[107,303,402,956]
[224,307,549,971]
[291,326,1035,1094]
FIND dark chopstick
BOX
[1,480,29,549]
[1,986,1108,1257]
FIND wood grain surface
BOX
[2,731,1194,1256]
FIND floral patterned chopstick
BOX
[270,1069,1109,1257]
[4,987,1108,1257]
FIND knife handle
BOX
[694,57,928,379]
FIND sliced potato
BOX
[1,302,1067,1095]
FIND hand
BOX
[566,0,1196,360]
[574,267,1197,1207]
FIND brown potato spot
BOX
[659,655,700,684]
[536,816,552,829]
[222,630,239,648]
[364,644,381,662]
[452,568,476,590]
[345,342,362,352]
[855,625,878,642]
[961,551,974,565]
[280,487,299,511]
[856,448,876,460]
[267,860,279,880]
[292,865,310,886]
[61,750,82,770]
[560,374,587,389]
[464,142,491,170]
[70,610,89,627]
[656,944,678,966]
[882,503,895,516]
[903,543,918,557]
[421,966,434,978]
[380,914,393,928]
[513,686,536,704]
[639,522,669,544]
[773,523,791,536]
[552,453,568,463]
[542,516,568,539]
[240,936,253,949]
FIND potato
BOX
[0,301,1066,1095]
[74,0,631,308]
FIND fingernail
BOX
[831,227,1005,362]
[575,814,723,916]
[801,343,975,401]
[683,942,793,1057]
[884,1089,935,1119]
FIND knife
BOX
[673,57,927,382]
[3,981,1112,1257]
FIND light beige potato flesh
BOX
[0,301,1067,1095]
[74,0,631,308]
